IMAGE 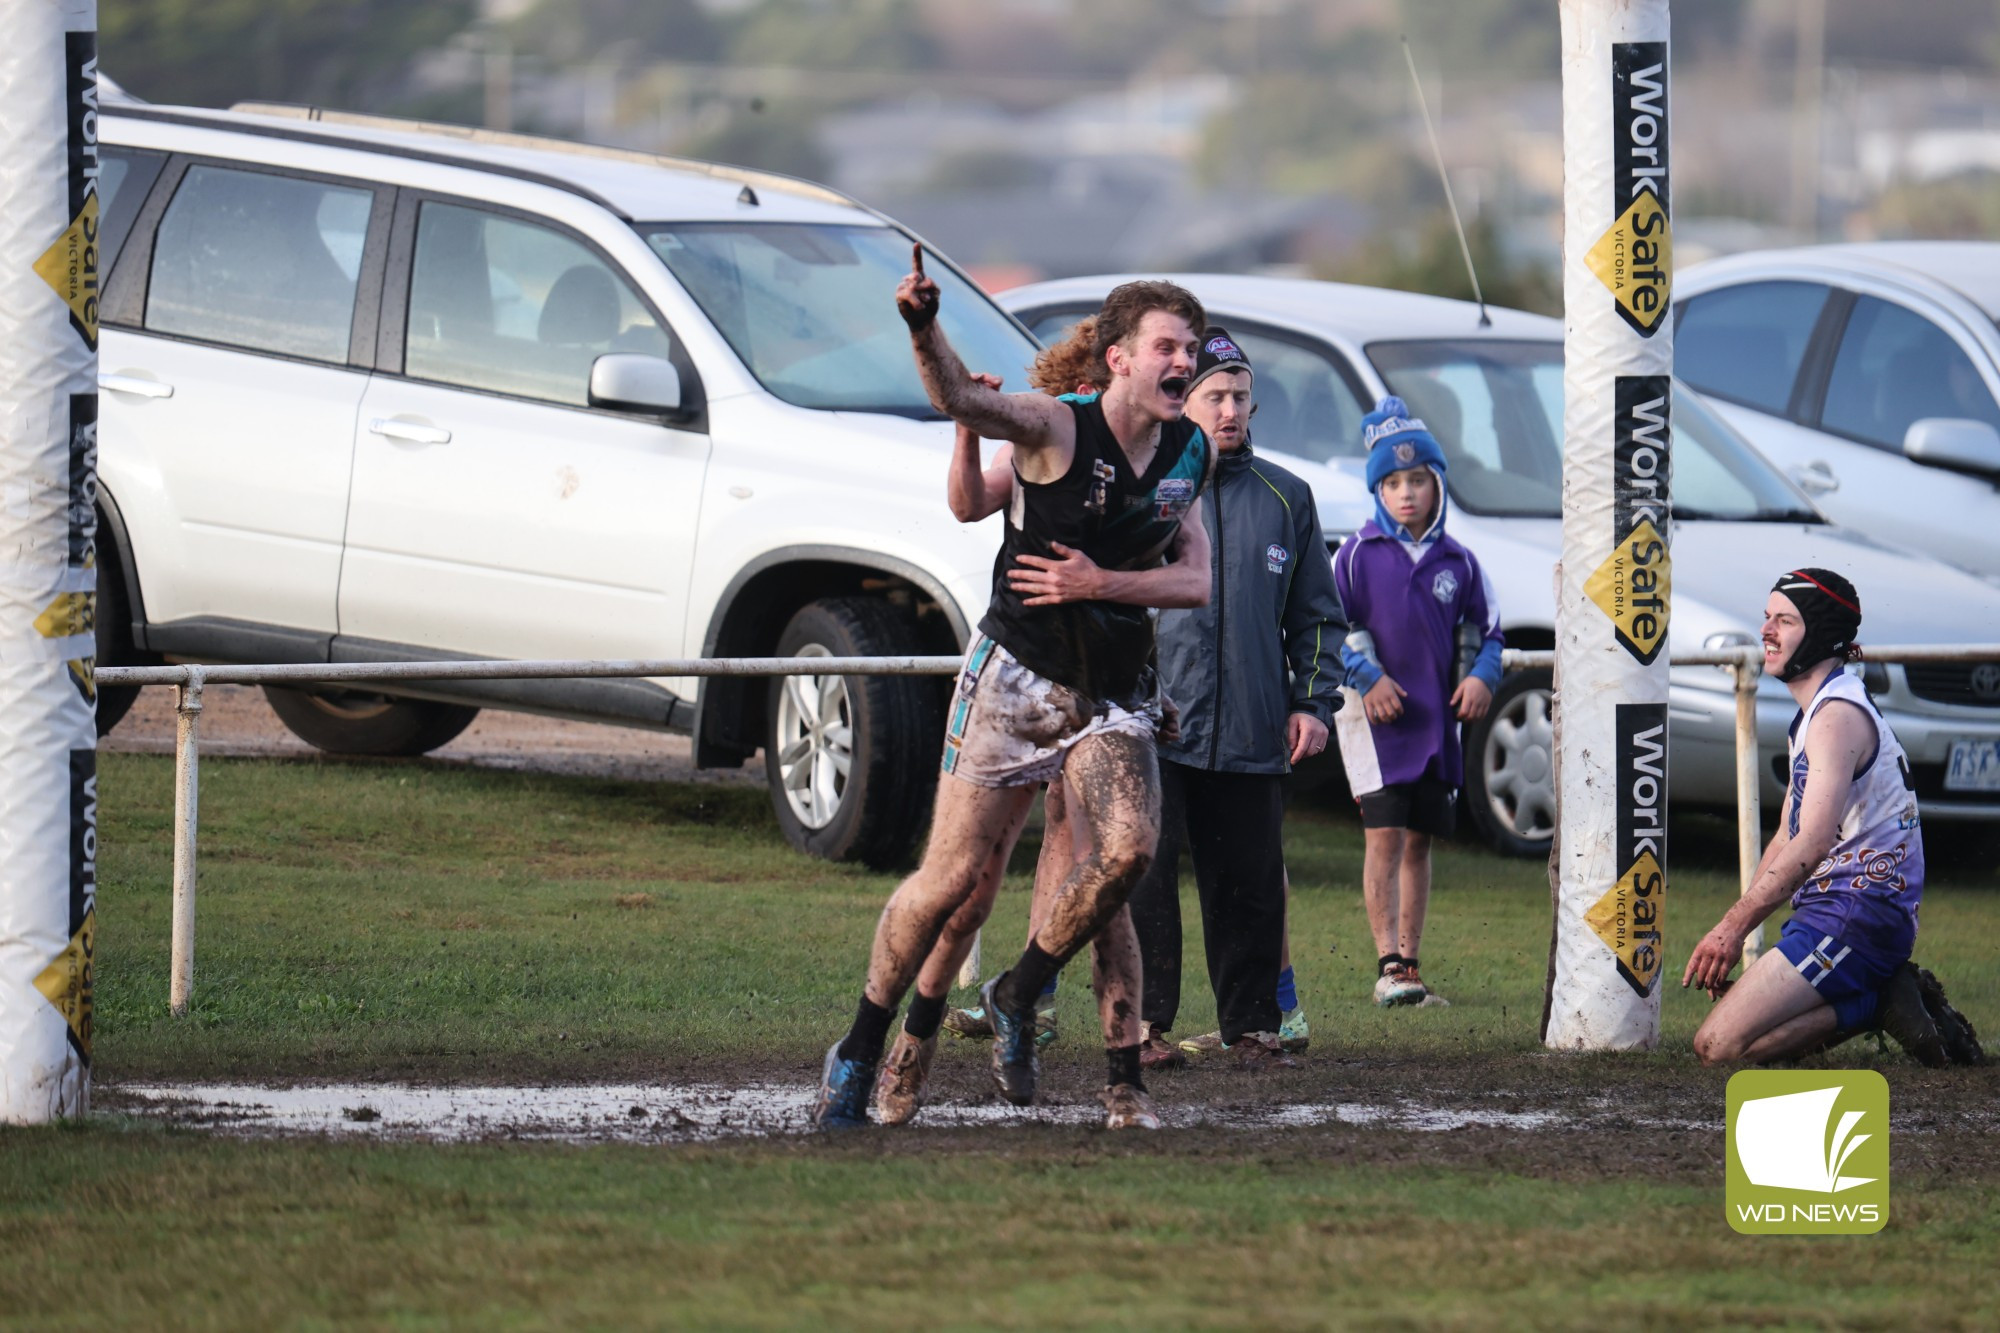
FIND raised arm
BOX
[898,245,1066,450]
[946,373,1015,523]
[1005,499,1213,610]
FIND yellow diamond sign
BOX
[1585,851,1664,997]
[34,910,94,1059]
[33,590,93,640]
[1587,189,1671,335]
[1585,518,1670,664]
[34,193,100,348]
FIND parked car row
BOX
[95,98,2000,866]
[999,275,2000,855]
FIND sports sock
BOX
[995,942,1062,1014]
[1275,965,1298,1012]
[903,990,947,1041]
[1377,953,1404,976]
[1404,956,1420,973]
[836,996,896,1064]
[1107,1044,1144,1090]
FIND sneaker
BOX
[1915,966,1985,1067]
[1034,995,1060,1050]
[944,993,1058,1047]
[1878,963,1947,1068]
[1405,966,1450,1007]
[873,1029,937,1127]
[1139,1022,1187,1070]
[1232,1031,1299,1069]
[941,1003,993,1040]
[1373,963,1426,1007]
[981,975,1039,1106]
[1278,1006,1311,1053]
[811,1042,875,1130]
[1099,1082,1161,1130]
[1176,1030,1228,1059]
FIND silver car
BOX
[1000,275,2000,855]
[1676,243,2000,583]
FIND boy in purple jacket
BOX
[1332,397,1503,1007]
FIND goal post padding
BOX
[0,0,99,1123]
[1544,0,1674,1051]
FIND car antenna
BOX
[1401,35,1490,328]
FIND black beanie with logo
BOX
[1771,567,1862,681]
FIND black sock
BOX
[1378,953,1404,976]
[836,996,896,1064]
[904,990,948,1041]
[1404,956,1420,972]
[996,942,1062,1014]
[1107,1044,1144,1090]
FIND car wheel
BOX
[93,554,143,737]
[263,686,479,756]
[765,596,940,869]
[1464,668,1556,857]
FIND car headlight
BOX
[1703,631,1755,652]
[1859,661,1890,696]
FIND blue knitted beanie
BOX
[1361,396,1447,493]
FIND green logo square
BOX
[1727,1069,1889,1234]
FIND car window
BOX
[1368,339,1819,522]
[1222,327,1369,465]
[1819,295,2000,449]
[406,203,672,407]
[1025,309,1088,346]
[99,147,165,274]
[646,224,1035,416]
[145,165,371,362]
[1675,281,1830,415]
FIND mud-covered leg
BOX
[1091,904,1144,1048]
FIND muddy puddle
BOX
[107,1080,1707,1143]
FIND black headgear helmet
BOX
[1769,568,1862,682]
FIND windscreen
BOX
[643,223,1037,416]
[1366,339,1821,522]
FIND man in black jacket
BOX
[1129,328,1347,1066]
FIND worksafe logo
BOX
[1727,1071,1889,1235]
[1588,42,1672,335]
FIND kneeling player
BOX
[1684,569,1981,1067]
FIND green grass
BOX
[86,753,1999,1080]
[1,751,1994,1328]
[6,1128,1998,1329]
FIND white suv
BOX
[96,102,1046,867]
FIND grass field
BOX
[4,751,1998,1328]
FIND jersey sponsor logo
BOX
[1584,378,1672,664]
[1152,476,1194,520]
[1584,703,1667,997]
[1586,42,1671,335]
[1432,569,1458,603]
[34,34,101,351]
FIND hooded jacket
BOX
[1156,439,1346,774]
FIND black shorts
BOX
[1357,776,1457,837]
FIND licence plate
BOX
[1945,739,2000,793]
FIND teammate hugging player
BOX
[812,255,1216,1130]
[1684,569,1982,1067]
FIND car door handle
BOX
[369,418,452,446]
[1789,460,1839,495]
[100,373,174,399]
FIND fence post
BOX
[169,669,203,1016]
[1734,651,1765,963]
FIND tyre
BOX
[765,596,941,869]
[93,526,146,737]
[1463,667,1556,857]
[263,686,478,756]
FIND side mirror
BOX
[589,353,685,417]
[1903,417,2000,477]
